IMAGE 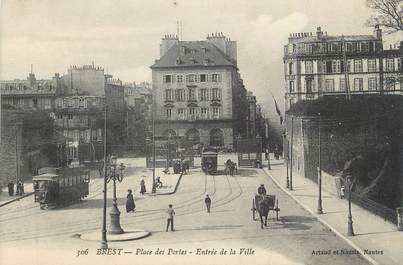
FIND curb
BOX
[262,167,379,265]
[0,192,34,208]
[148,172,184,196]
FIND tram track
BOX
[0,167,247,243]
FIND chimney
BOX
[373,24,382,39]
[316,27,323,38]
[160,34,179,57]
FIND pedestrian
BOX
[126,189,135,213]
[340,185,345,199]
[8,181,14,196]
[265,149,269,160]
[166,204,175,232]
[204,194,211,213]
[258,184,267,195]
[21,181,24,194]
[140,178,146,195]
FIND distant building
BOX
[0,72,60,110]
[150,33,248,149]
[61,64,106,96]
[283,26,402,110]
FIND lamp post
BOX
[100,103,108,249]
[347,175,355,236]
[107,155,126,234]
[317,113,323,214]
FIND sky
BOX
[0,0,401,123]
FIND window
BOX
[177,75,183,83]
[201,107,208,115]
[340,78,346,91]
[354,60,362,72]
[306,79,313,93]
[68,114,73,120]
[386,59,395,72]
[188,88,196,100]
[326,61,332,73]
[163,75,172,83]
[212,88,221,100]
[211,74,222,82]
[397,58,401,71]
[186,74,196,83]
[165,89,173,101]
[347,60,352,72]
[212,107,219,118]
[166,108,172,119]
[332,60,341,73]
[305,44,313,54]
[200,74,207,82]
[200,88,208,101]
[176,89,185,101]
[325,79,334,92]
[354,78,363,91]
[368,59,376,72]
[189,108,196,115]
[305,61,313,74]
[57,114,63,119]
[289,81,295,93]
[346,42,353,52]
[385,77,395,90]
[368,78,377,91]
[177,108,184,119]
[288,62,293,75]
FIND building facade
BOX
[284,26,402,110]
[150,33,248,149]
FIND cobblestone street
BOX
[0,156,369,265]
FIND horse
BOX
[254,195,271,229]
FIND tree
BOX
[366,0,403,33]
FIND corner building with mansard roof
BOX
[284,26,402,110]
[151,33,248,149]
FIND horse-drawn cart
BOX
[252,194,280,228]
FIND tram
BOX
[33,167,90,209]
[201,148,218,175]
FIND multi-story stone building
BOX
[0,72,61,110]
[54,96,105,161]
[150,33,248,149]
[283,26,402,110]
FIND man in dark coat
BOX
[126,189,135,213]
[8,181,14,196]
[204,194,211,213]
[258,184,267,195]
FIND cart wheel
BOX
[252,199,256,221]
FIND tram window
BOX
[242,153,249,159]
[250,153,257,159]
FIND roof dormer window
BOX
[180,46,186,54]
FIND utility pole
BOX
[289,116,294,190]
[101,103,108,249]
[317,113,323,214]
[342,36,351,100]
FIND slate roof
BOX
[151,41,235,68]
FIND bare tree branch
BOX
[366,0,403,32]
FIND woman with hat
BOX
[126,189,135,213]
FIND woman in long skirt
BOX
[126,189,135,213]
[140,178,146,195]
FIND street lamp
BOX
[347,175,355,236]
[106,155,126,234]
[146,134,156,194]
[317,113,323,214]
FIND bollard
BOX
[397,207,403,231]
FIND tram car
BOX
[33,167,90,209]
[201,148,218,175]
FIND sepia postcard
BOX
[0,0,402,264]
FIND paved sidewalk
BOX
[263,162,402,265]
[0,182,34,207]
